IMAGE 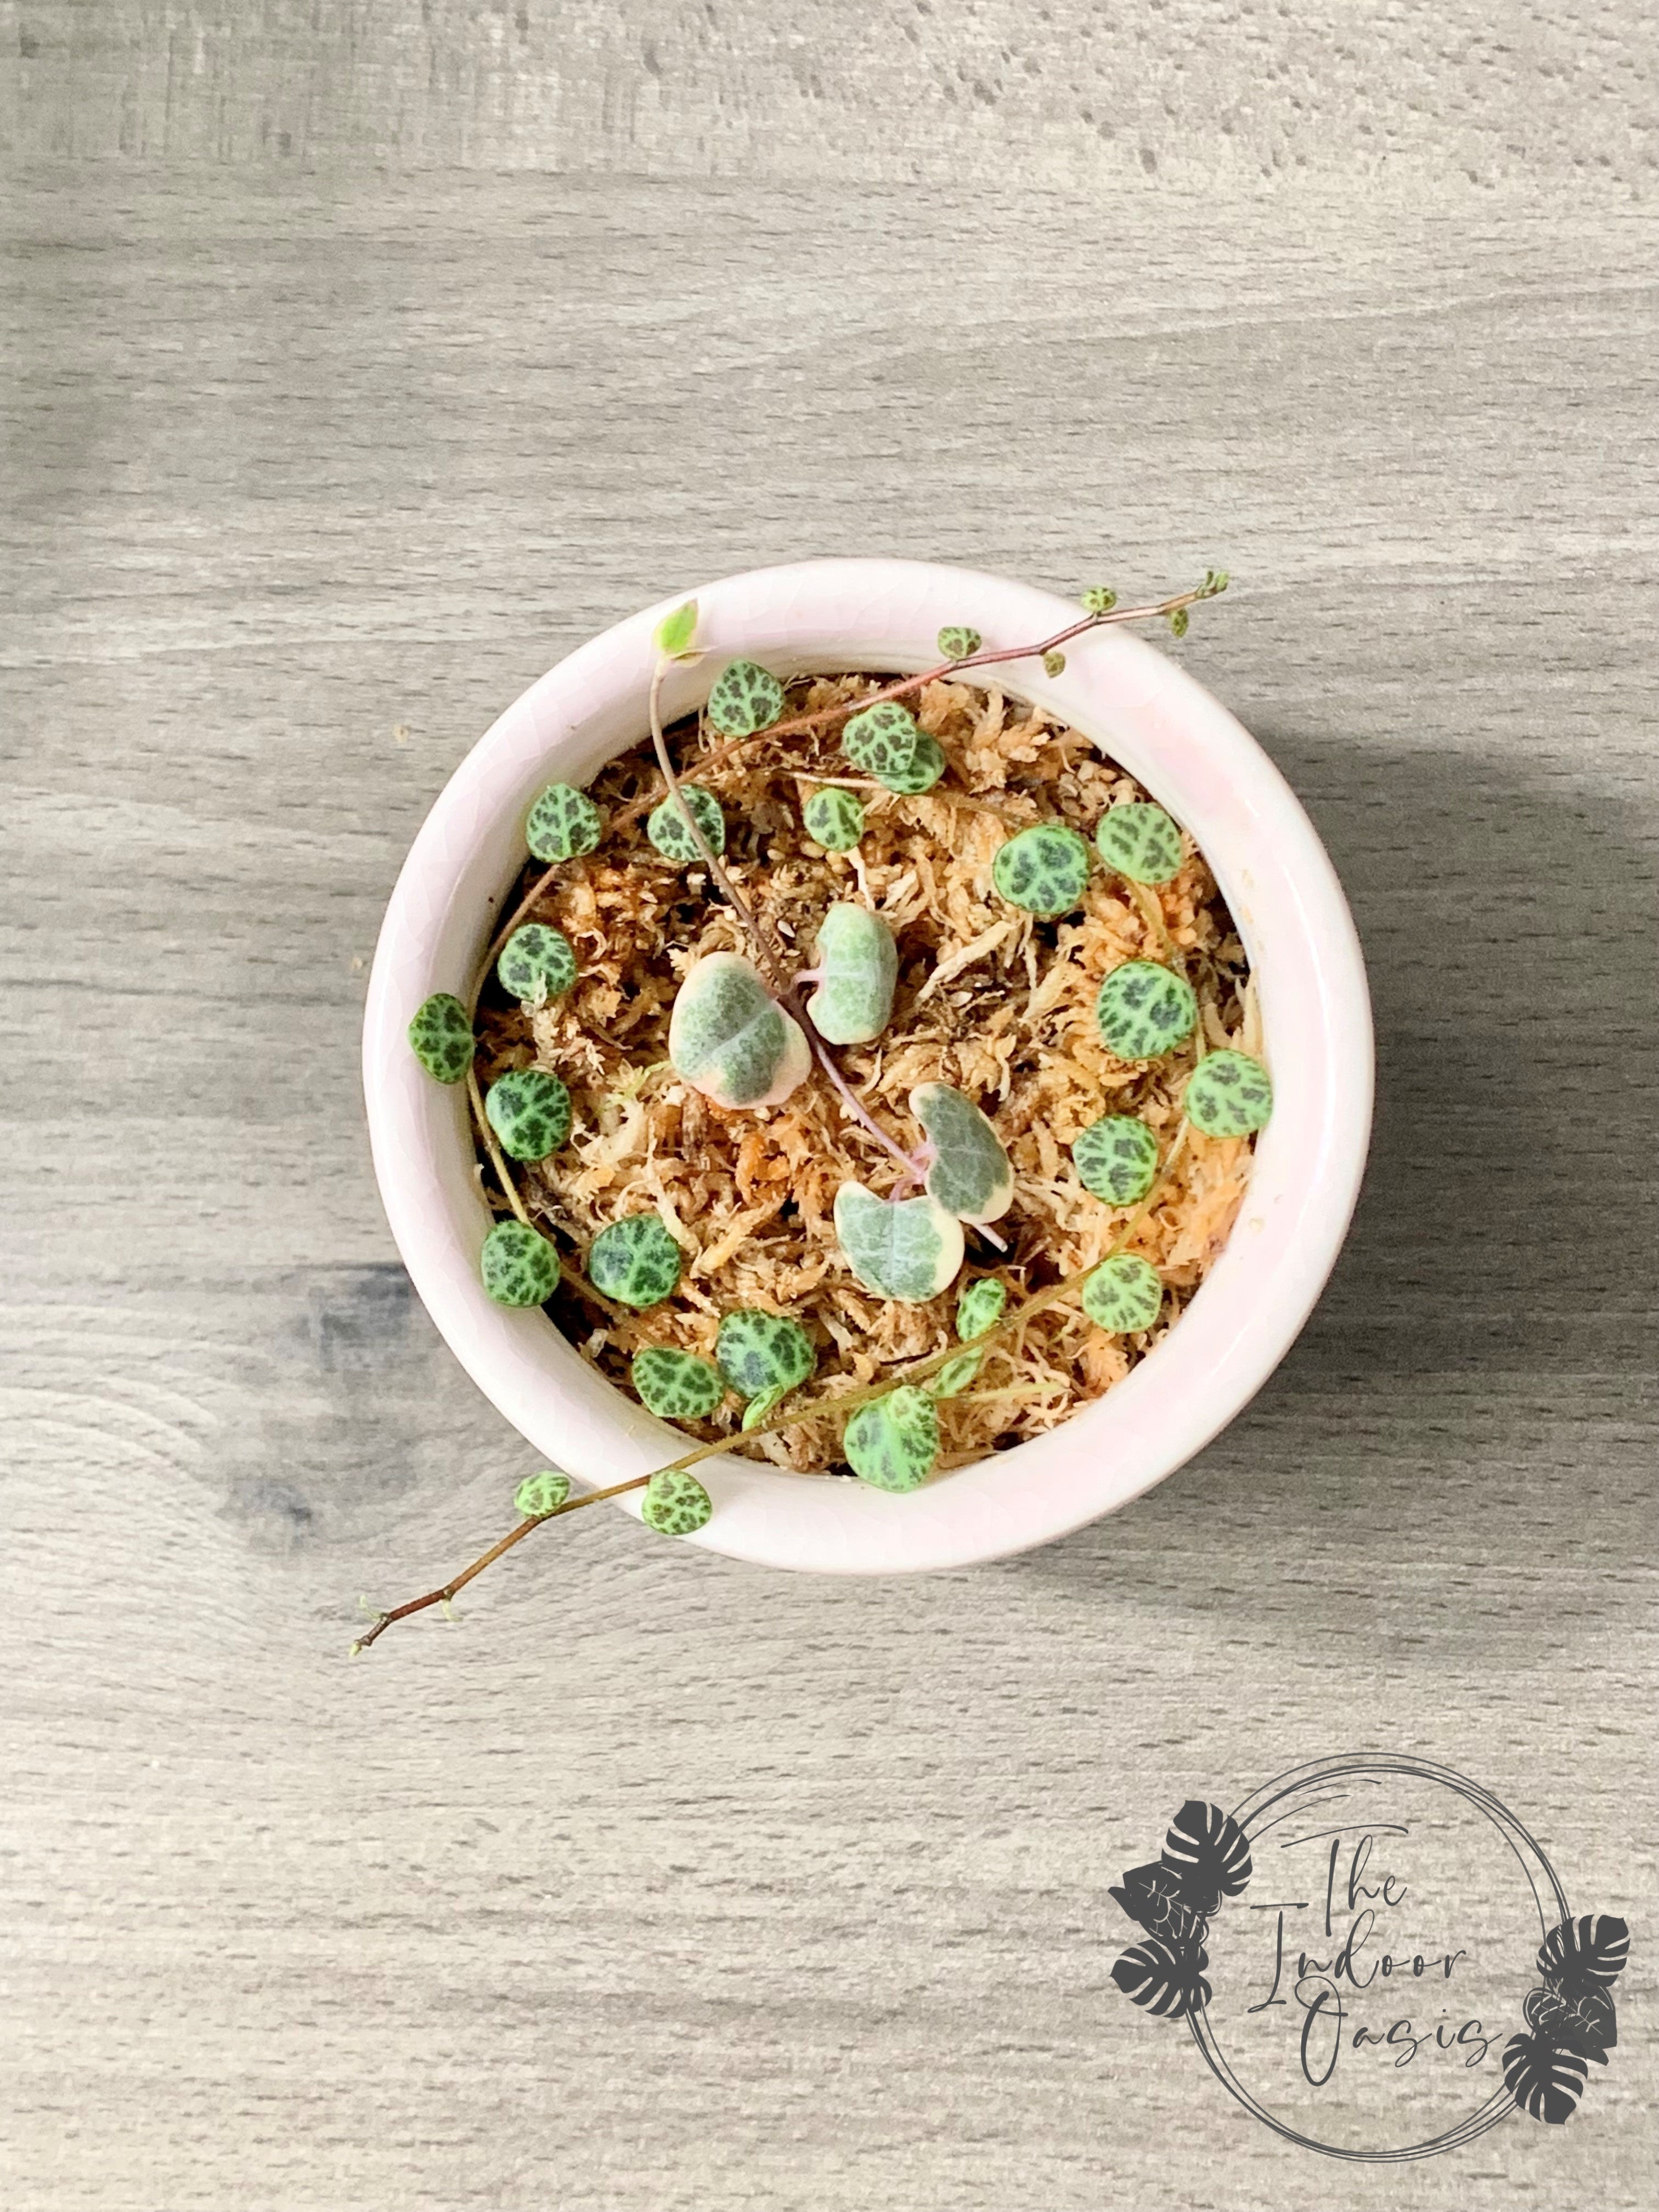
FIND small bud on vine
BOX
[653,601,698,659]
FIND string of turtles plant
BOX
[358,569,1272,1655]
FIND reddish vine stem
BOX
[351,1132,1186,1655]
[612,584,1215,833]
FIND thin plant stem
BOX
[613,584,1216,832]
[651,657,922,1177]
[467,1065,533,1229]
[647,659,793,986]
[353,1125,1187,1654]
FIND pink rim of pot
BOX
[363,559,1374,1574]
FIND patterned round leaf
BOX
[956,1277,1007,1341]
[991,824,1092,916]
[588,1214,683,1308]
[640,1466,714,1536]
[936,624,981,658]
[1159,1801,1253,1916]
[911,1083,1014,1223]
[842,700,922,781]
[716,1310,816,1400]
[631,1347,724,1421]
[525,782,602,863]
[807,904,898,1045]
[1538,1915,1630,1994]
[479,1220,561,1307]
[1081,1254,1163,1335]
[668,951,811,1110]
[802,786,865,851]
[1186,1050,1273,1137]
[496,923,577,1005]
[928,1350,981,1399]
[1524,1984,1616,2064]
[834,1183,965,1304]
[873,730,947,796]
[408,992,475,1084]
[1042,650,1066,678]
[1081,585,1118,614]
[1073,1115,1160,1206]
[1503,2030,1589,2125]
[707,658,785,737]
[843,1385,939,1492]
[484,1069,572,1163]
[1096,802,1184,886]
[1096,961,1198,1059]
[514,1468,570,1517]
[647,783,726,864]
[1110,1936,1210,2019]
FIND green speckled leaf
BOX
[956,1278,1007,1341]
[647,783,726,864]
[480,1220,561,1307]
[936,625,981,659]
[833,1183,964,1304]
[929,1350,981,1399]
[407,992,475,1084]
[1185,1050,1273,1137]
[588,1214,683,1308]
[716,1310,816,1398]
[844,1386,939,1492]
[631,1347,724,1420]
[991,824,1092,916]
[640,1466,714,1536]
[741,1382,789,1430]
[911,1082,1014,1223]
[1081,586,1118,613]
[807,904,898,1045]
[496,923,577,1005]
[525,782,602,862]
[1042,650,1066,678]
[1095,961,1198,1060]
[484,1068,572,1162]
[668,951,811,1109]
[514,1469,570,1517]
[1096,802,1184,886]
[842,700,922,781]
[707,658,785,737]
[1073,1114,1160,1205]
[1081,1253,1164,1334]
[653,601,698,658]
[872,730,946,795]
[802,786,865,851]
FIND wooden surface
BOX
[3,7,1656,2207]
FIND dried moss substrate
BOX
[473,674,1260,1475]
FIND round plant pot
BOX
[363,558,1373,1573]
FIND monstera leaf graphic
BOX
[1538,1915,1630,1995]
[1110,1861,1208,1949]
[1503,2030,1590,2124]
[1525,1984,1617,2065]
[1111,1936,1211,2019]
[1158,1801,1253,1917]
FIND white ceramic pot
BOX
[363,559,1373,1573]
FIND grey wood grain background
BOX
[3,4,1655,2207]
